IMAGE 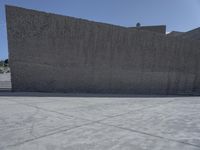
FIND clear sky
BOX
[1,0,200,60]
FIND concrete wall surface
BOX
[6,5,200,95]
[179,27,200,41]
[129,25,166,34]
[168,28,200,41]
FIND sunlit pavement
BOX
[0,93,200,150]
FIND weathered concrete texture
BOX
[179,27,200,40]
[0,96,200,150]
[168,28,200,41]
[6,5,200,94]
[167,31,184,37]
[129,25,166,34]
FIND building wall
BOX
[129,25,166,34]
[6,5,200,95]
[179,27,200,40]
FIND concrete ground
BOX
[0,93,200,150]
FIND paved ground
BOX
[0,93,200,150]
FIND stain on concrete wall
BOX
[6,5,200,95]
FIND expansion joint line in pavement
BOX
[5,99,92,122]
[5,98,197,148]
[6,98,176,128]
[95,100,175,123]
[6,121,99,148]
[95,122,200,149]
[6,98,175,124]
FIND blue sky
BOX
[1,0,200,60]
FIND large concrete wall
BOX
[168,28,200,41]
[6,5,200,95]
[129,25,166,34]
[179,27,200,41]
[167,31,184,37]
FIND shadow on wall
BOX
[0,91,198,97]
